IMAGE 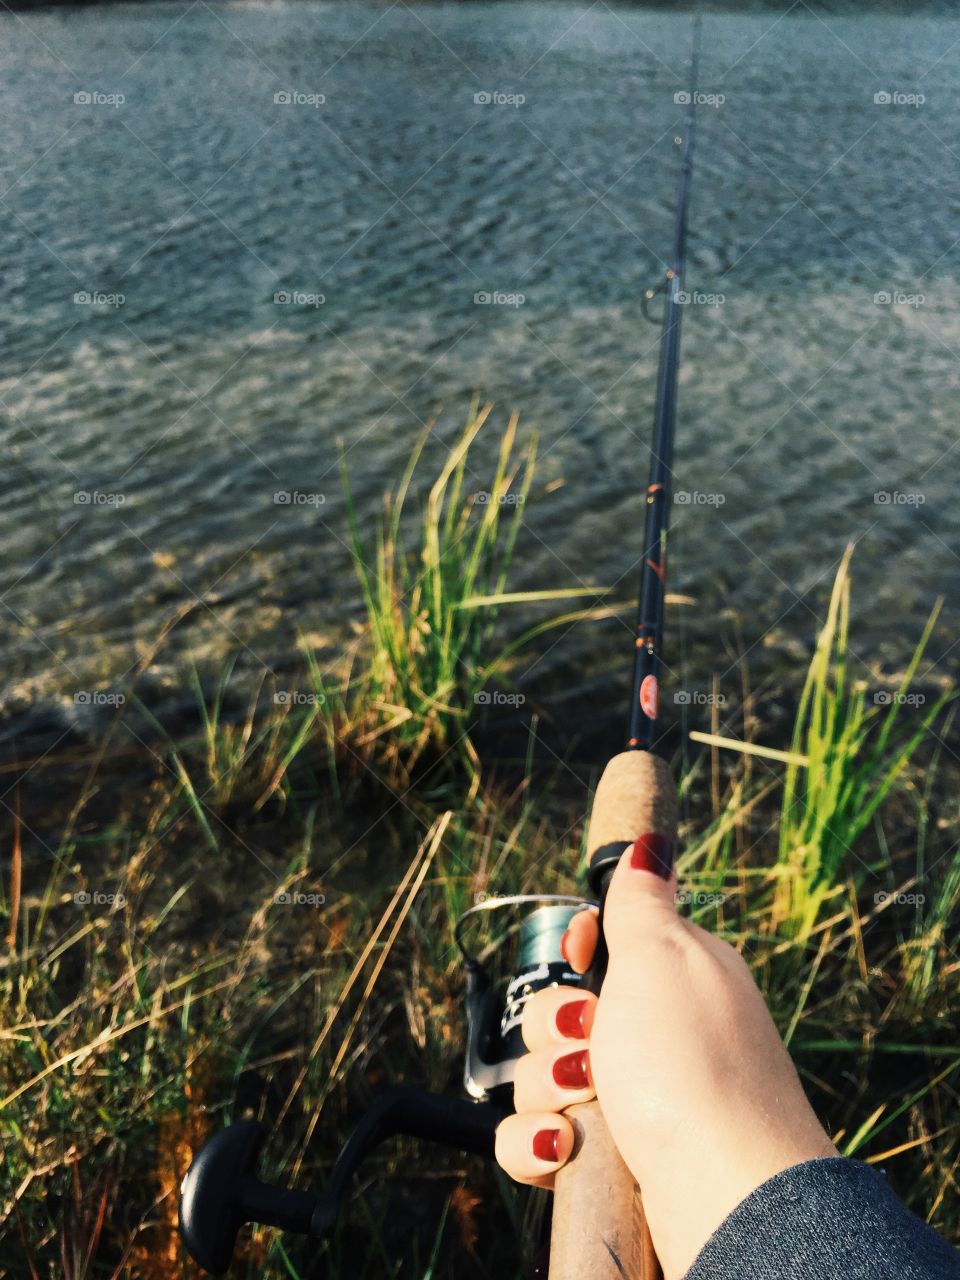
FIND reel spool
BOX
[455,895,595,1103]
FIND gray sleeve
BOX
[682,1157,960,1280]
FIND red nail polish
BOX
[559,929,572,965]
[630,833,674,879]
[552,1049,590,1089]
[555,999,589,1040]
[532,1128,561,1162]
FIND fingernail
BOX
[552,1049,590,1089]
[555,999,590,1040]
[532,1128,561,1162]
[630,833,674,879]
[559,929,572,965]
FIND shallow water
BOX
[2,1,958,745]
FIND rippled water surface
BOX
[2,1,959,741]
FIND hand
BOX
[495,854,838,1279]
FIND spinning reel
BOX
[178,895,594,1274]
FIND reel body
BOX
[458,897,591,1102]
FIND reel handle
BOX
[549,750,678,1280]
[179,1087,505,1275]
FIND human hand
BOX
[494,852,838,1279]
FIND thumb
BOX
[601,841,678,957]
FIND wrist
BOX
[635,1126,839,1279]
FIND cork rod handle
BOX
[548,751,678,1280]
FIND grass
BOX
[336,403,608,795]
[340,403,535,790]
[773,544,950,938]
[1,414,958,1278]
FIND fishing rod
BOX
[548,21,700,1280]
[178,19,701,1278]
[631,16,700,752]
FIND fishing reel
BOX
[178,895,594,1274]
[456,895,591,1103]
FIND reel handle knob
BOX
[179,1120,322,1275]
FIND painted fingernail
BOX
[552,1049,590,1089]
[630,833,674,879]
[559,929,572,965]
[555,999,590,1040]
[532,1128,561,1162]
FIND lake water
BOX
[2,1,959,748]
